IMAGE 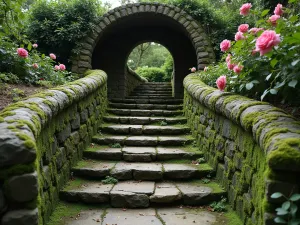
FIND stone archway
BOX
[71,3,215,98]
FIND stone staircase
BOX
[59,82,226,213]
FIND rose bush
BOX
[198,0,300,106]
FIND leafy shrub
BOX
[162,54,174,79]
[110,143,122,148]
[209,198,227,212]
[26,0,106,66]
[102,176,118,184]
[199,1,300,105]
[136,67,169,82]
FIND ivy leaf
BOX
[290,204,298,214]
[290,194,300,201]
[291,59,300,66]
[290,15,299,23]
[271,192,283,199]
[288,80,298,88]
[276,208,288,215]
[246,82,254,90]
[261,89,269,101]
[282,201,291,210]
[289,0,297,3]
[27,43,32,51]
[261,9,270,17]
[266,73,272,81]
[252,80,259,84]
[270,89,278,95]
[274,217,287,224]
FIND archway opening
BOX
[127,42,174,83]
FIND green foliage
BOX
[201,178,211,184]
[210,197,227,212]
[196,157,206,164]
[136,67,170,82]
[271,192,300,224]
[199,0,300,105]
[160,121,168,126]
[26,0,107,66]
[10,88,25,102]
[162,54,174,79]
[101,176,118,184]
[110,143,122,148]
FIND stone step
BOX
[60,180,225,207]
[72,160,212,180]
[107,109,183,117]
[130,93,172,96]
[60,207,228,225]
[109,103,182,110]
[104,116,187,125]
[101,125,190,135]
[92,135,194,146]
[134,88,172,92]
[126,96,175,99]
[132,90,172,94]
[84,146,203,161]
[109,98,183,104]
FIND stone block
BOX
[56,124,71,144]
[71,113,80,130]
[5,172,38,202]
[1,209,38,225]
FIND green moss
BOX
[24,140,36,149]
[0,163,35,179]
[0,111,16,117]
[222,208,243,225]
[0,117,4,122]
[52,88,74,101]
[268,138,300,169]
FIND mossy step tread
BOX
[60,179,225,207]
[109,98,183,104]
[72,160,212,180]
[132,90,172,93]
[109,103,182,110]
[104,116,187,125]
[50,206,240,225]
[100,124,190,135]
[92,135,194,146]
[126,96,176,99]
[107,109,183,117]
[84,146,203,161]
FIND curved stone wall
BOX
[72,3,215,98]
[0,70,108,225]
[183,74,300,225]
[125,66,148,96]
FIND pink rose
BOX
[220,39,231,52]
[17,48,28,58]
[204,67,208,72]
[191,67,196,72]
[235,32,245,41]
[54,65,60,70]
[268,15,280,26]
[33,63,39,69]
[255,30,281,56]
[226,54,231,63]
[274,4,283,16]
[227,61,235,70]
[49,53,56,60]
[233,65,243,74]
[249,27,263,35]
[33,44,38,48]
[216,76,226,91]
[59,64,66,71]
[238,24,249,33]
[240,3,252,16]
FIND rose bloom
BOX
[54,65,60,70]
[33,63,39,69]
[238,24,249,33]
[268,15,280,26]
[226,54,231,63]
[220,39,231,52]
[216,76,226,91]
[33,44,38,48]
[227,61,235,70]
[59,64,66,71]
[233,65,243,74]
[274,4,283,16]
[255,30,281,56]
[240,3,252,16]
[49,53,56,60]
[191,67,196,72]
[204,67,208,72]
[249,27,263,35]
[235,32,245,41]
[17,48,28,58]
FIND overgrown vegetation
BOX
[101,176,118,184]
[209,197,227,212]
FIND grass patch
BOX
[222,208,243,225]
[63,178,87,191]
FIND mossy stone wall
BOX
[125,66,147,97]
[0,70,108,225]
[183,74,300,225]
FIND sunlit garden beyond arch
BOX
[0,1,299,225]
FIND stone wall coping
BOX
[127,66,148,83]
[0,70,107,168]
[184,74,300,172]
